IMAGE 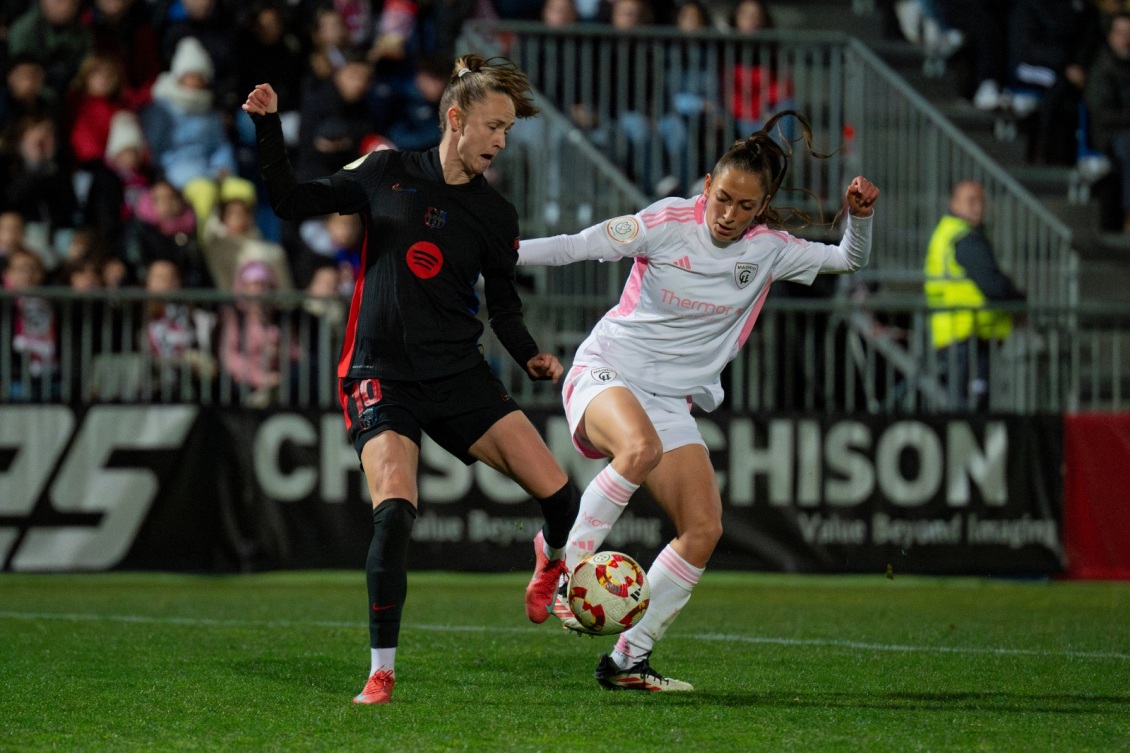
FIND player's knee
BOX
[683,517,723,558]
[701,518,724,549]
[617,436,663,478]
[367,464,416,502]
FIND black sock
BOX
[367,498,416,648]
[535,482,580,550]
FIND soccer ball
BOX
[567,551,650,635]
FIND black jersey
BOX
[253,112,539,382]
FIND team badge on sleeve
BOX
[605,216,640,244]
[735,262,758,289]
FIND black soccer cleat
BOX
[593,653,694,692]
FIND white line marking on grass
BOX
[691,633,1130,662]
[2,611,1127,661]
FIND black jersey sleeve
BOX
[484,270,540,374]
[482,212,541,376]
[252,111,369,220]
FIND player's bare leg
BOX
[471,411,579,622]
[597,445,721,691]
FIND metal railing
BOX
[458,22,1077,309]
[4,289,1128,414]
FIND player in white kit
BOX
[518,111,880,691]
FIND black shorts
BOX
[340,360,523,465]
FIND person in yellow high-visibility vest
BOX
[924,180,1025,410]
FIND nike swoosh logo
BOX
[391,183,416,193]
[371,603,398,612]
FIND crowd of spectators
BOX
[9,0,1119,405]
[0,0,472,403]
[0,0,804,404]
[884,0,1130,231]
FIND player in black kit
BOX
[242,54,579,705]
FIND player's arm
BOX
[485,216,559,381]
[518,214,645,267]
[483,270,561,381]
[243,83,367,219]
[799,177,880,276]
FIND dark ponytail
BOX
[711,110,834,228]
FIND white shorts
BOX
[562,354,705,459]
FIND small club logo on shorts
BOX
[590,367,616,382]
[735,262,758,289]
[359,407,377,430]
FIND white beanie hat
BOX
[105,110,147,158]
[169,36,214,83]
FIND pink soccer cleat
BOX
[526,530,569,623]
[353,669,395,704]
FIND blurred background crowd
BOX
[3,0,1129,406]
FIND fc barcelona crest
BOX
[735,262,758,289]
[424,206,447,229]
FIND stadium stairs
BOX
[779,0,1130,303]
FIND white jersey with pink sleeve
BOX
[518,195,873,411]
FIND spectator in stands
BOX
[6,0,92,100]
[65,51,127,168]
[0,113,80,270]
[573,0,612,23]
[201,183,295,292]
[79,110,153,261]
[655,0,728,195]
[935,0,1012,110]
[1,54,60,136]
[728,0,795,138]
[144,257,216,397]
[101,252,136,290]
[296,259,347,397]
[924,180,1026,411]
[232,3,307,158]
[1084,12,1130,231]
[62,252,103,291]
[366,0,418,67]
[370,53,447,152]
[331,0,375,50]
[0,211,29,268]
[505,0,582,226]
[141,36,256,238]
[89,0,162,110]
[892,0,964,59]
[218,257,303,407]
[302,260,346,331]
[298,211,363,296]
[1008,0,1104,164]
[585,0,668,193]
[307,7,352,83]
[3,245,58,401]
[157,0,237,113]
[296,51,377,181]
[133,179,211,288]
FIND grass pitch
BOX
[1,571,1127,753]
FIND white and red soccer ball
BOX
[567,551,650,635]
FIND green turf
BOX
[1,571,1127,752]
